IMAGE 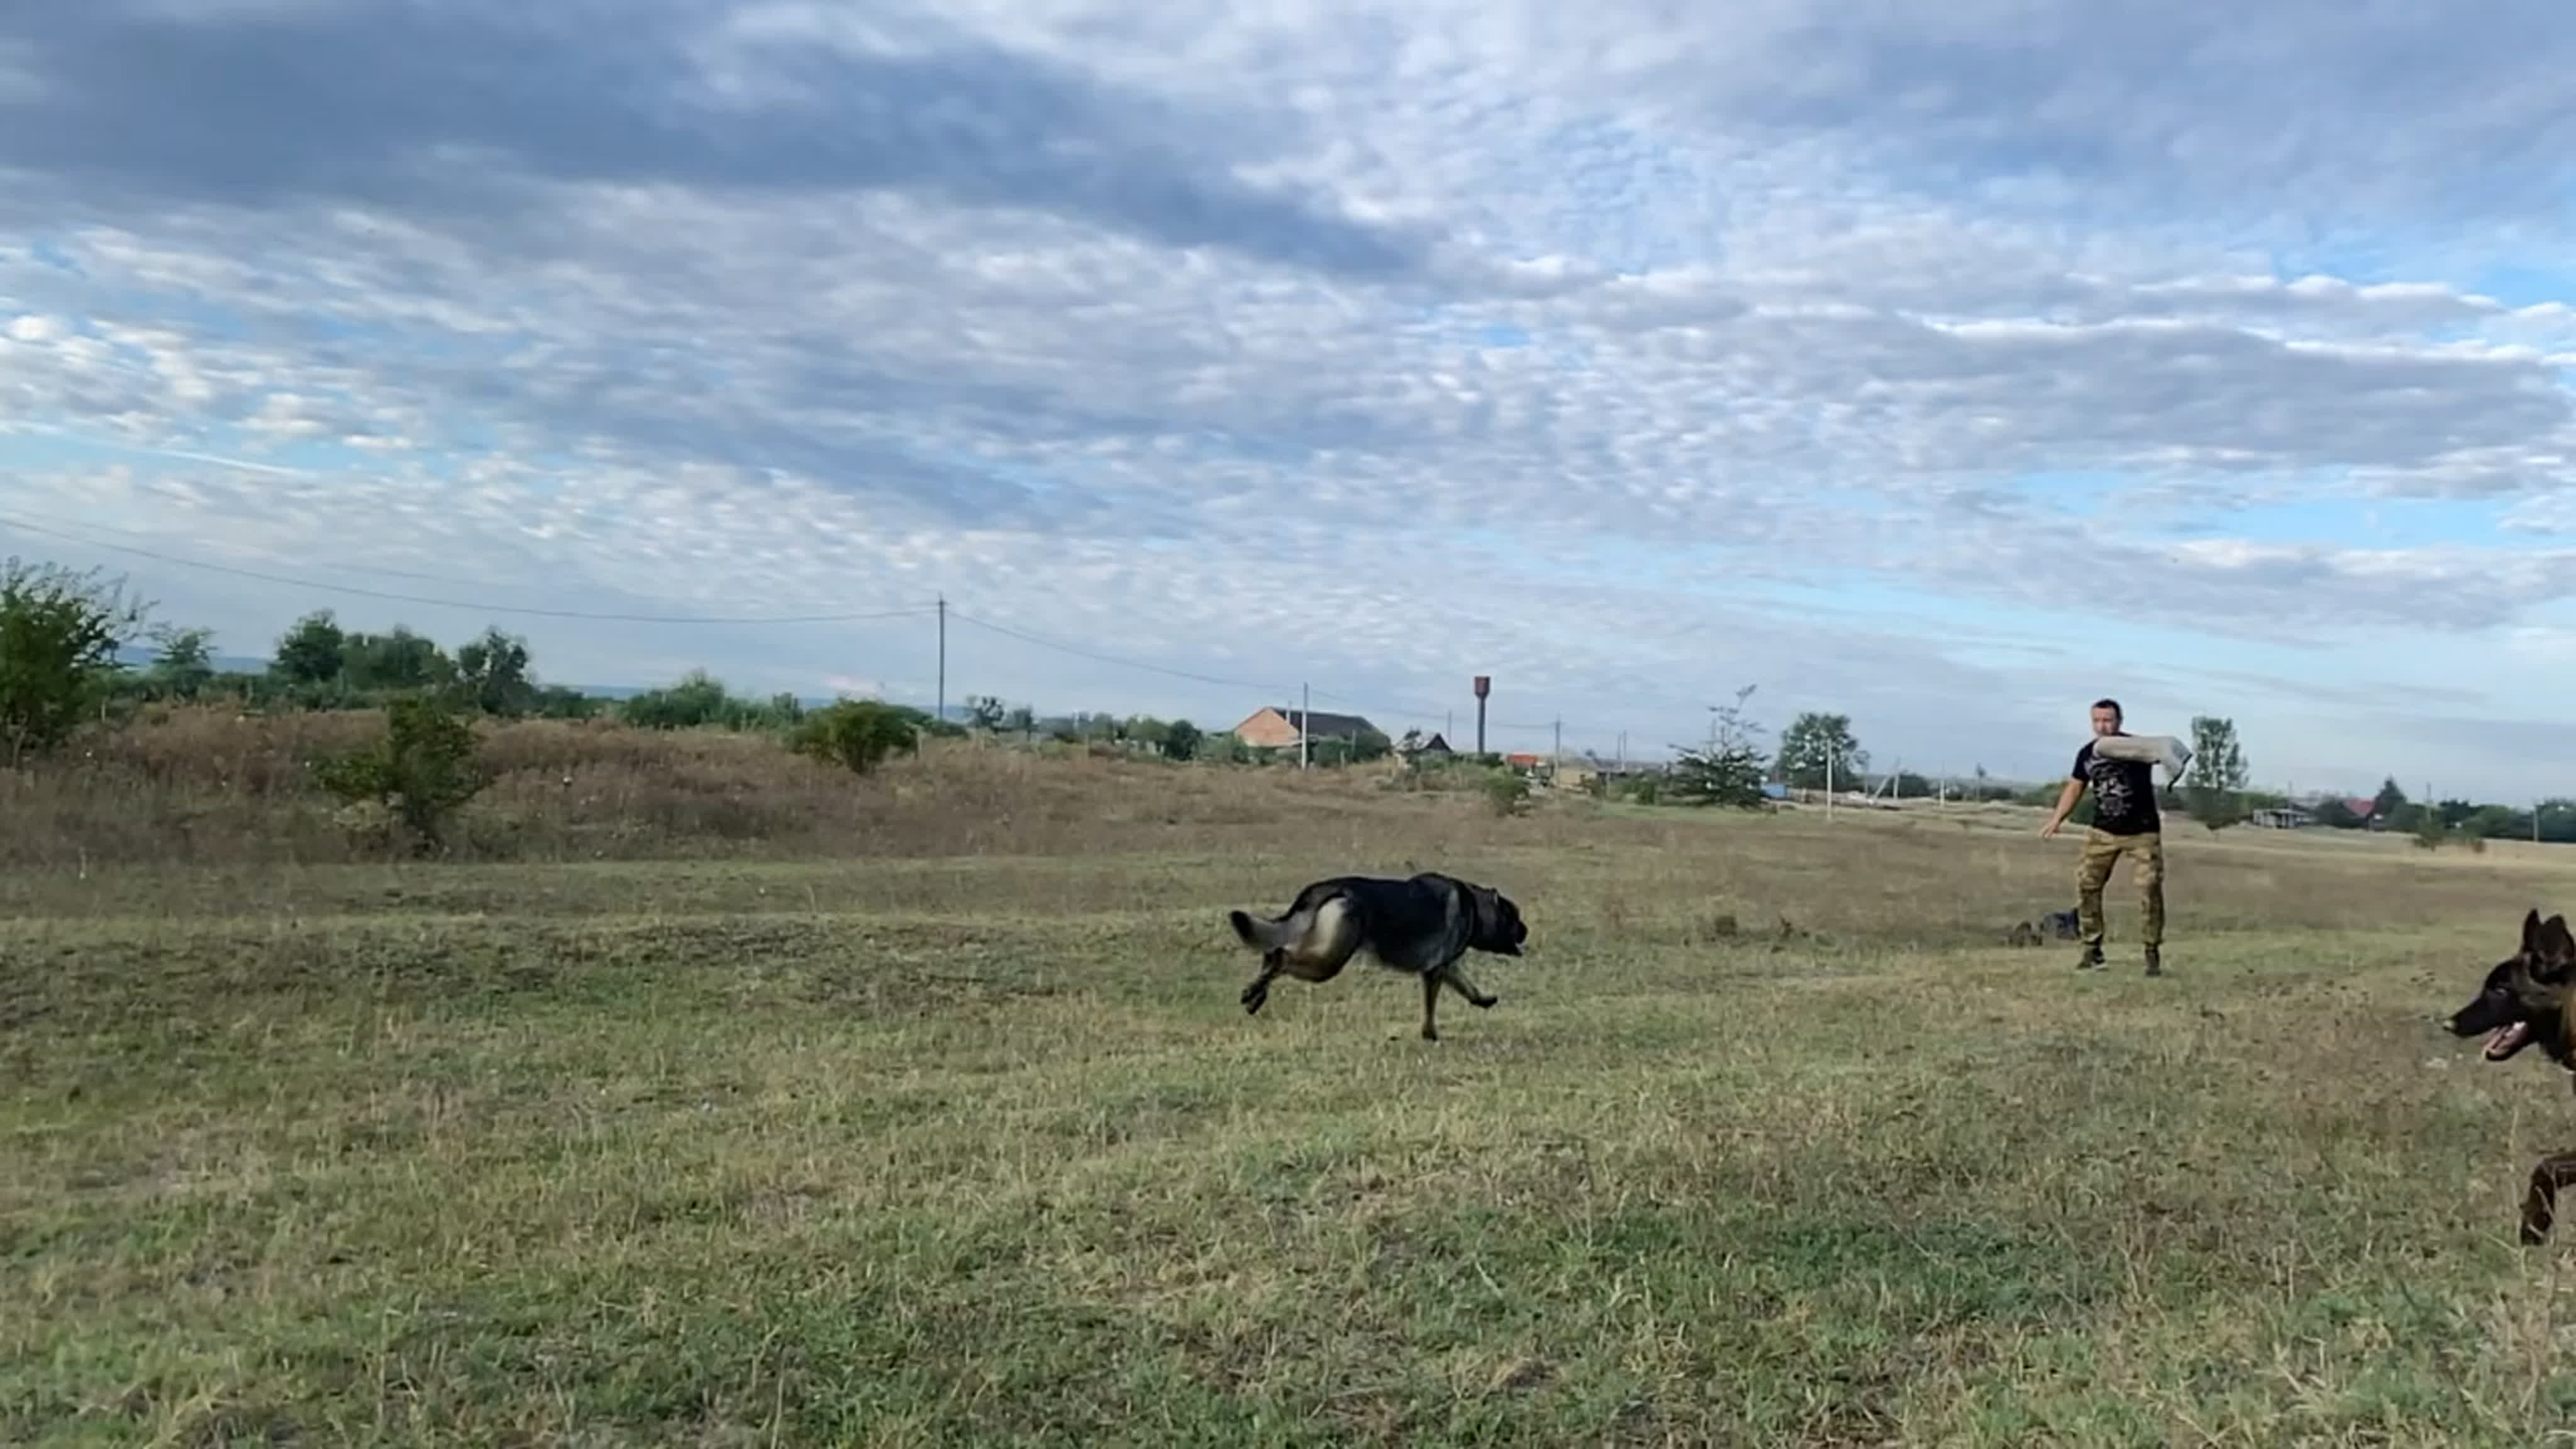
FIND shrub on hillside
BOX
[619,671,806,732]
[0,557,152,765]
[312,694,487,852]
[1663,741,1768,809]
[2412,808,2448,853]
[790,699,923,775]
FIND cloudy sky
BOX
[6,0,2576,799]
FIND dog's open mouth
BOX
[2487,1022,2531,1059]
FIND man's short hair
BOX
[2090,697,2123,721]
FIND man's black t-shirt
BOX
[2072,736,2160,836]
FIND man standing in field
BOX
[2040,697,2164,977]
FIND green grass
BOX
[13,808,2576,1445]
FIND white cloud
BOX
[4,0,2576,797]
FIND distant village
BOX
[1227,704,2434,832]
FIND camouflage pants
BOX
[2075,827,2165,948]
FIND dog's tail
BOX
[1228,907,1297,951]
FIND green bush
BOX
[2412,808,2448,853]
[313,695,487,852]
[791,699,922,775]
[1665,743,1768,809]
[0,558,150,764]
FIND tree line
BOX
[0,556,1260,769]
[1746,701,2567,846]
[0,555,1428,774]
[4,555,2558,843]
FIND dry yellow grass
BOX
[6,706,1414,868]
[9,714,2576,1445]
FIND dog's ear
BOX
[2526,908,2548,957]
[2540,914,2576,979]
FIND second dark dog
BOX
[2446,907,2576,1243]
[1227,872,1529,1041]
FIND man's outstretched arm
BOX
[2040,777,2085,837]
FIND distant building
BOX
[2249,806,2312,829]
[1231,705,1382,750]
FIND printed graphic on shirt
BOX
[2071,738,2161,836]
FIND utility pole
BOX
[935,593,947,726]
[1825,748,1835,819]
[1299,682,1310,771]
[1553,717,1562,772]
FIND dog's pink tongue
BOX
[2487,1023,2529,1058]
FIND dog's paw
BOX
[1472,994,1499,1010]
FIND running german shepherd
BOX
[2446,908,2576,1243]
[1227,872,1530,1041]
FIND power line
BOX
[1307,684,1553,735]
[0,513,941,626]
[945,608,1291,693]
[1307,685,1448,723]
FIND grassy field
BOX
[11,727,2576,1445]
